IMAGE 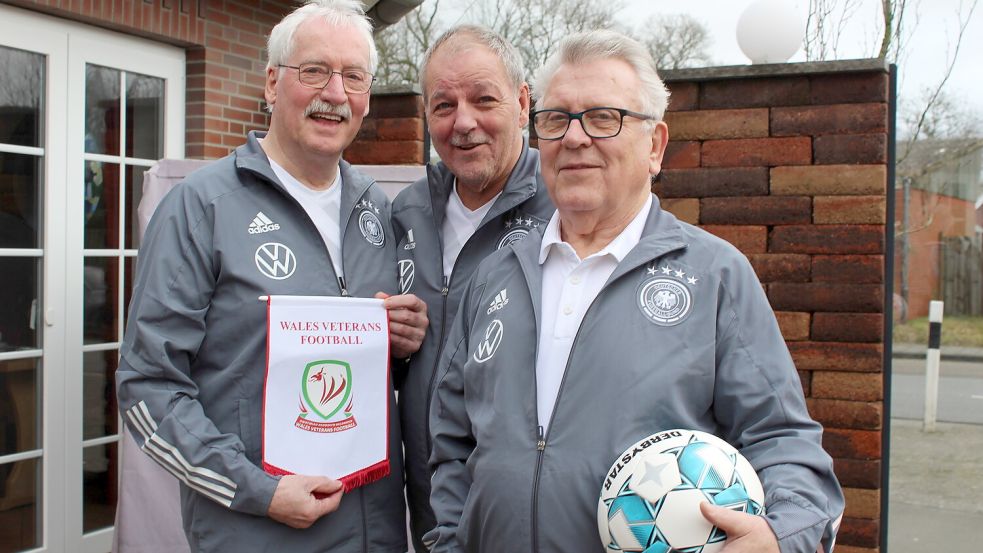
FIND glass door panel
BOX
[80,63,165,536]
[0,457,41,552]
[124,165,147,250]
[0,258,41,352]
[125,73,164,160]
[82,350,119,441]
[0,47,43,149]
[0,359,41,456]
[0,153,42,250]
[81,441,117,533]
[0,40,45,553]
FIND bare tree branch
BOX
[373,0,443,88]
[636,14,713,70]
[898,0,979,164]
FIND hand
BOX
[376,292,428,359]
[268,475,344,529]
[700,502,779,553]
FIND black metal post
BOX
[881,62,898,553]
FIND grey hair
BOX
[419,24,527,101]
[532,30,670,120]
[266,0,378,73]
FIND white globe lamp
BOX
[736,0,806,64]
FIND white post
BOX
[923,301,944,432]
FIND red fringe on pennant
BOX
[340,459,390,492]
[263,462,292,477]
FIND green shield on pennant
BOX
[301,360,352,420]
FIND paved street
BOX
[890,357,983,424]
[887,352,983,552]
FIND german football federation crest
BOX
[357,199,385,247]
[497,213,543,250]
[296,360,356,433]
[637,263,697,326]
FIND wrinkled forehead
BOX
[289,18,371,69]
[540,59,642,111]
[425,43,512,98]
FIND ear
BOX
[362,90,371,117]
[517,82,531,128]
[648,121,670,177]
[264,66,280,110]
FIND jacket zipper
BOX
[424,274,450,453]
[530,289,607,552]
[423,205,533,452]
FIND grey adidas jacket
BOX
[116,132,407,552]
[427,195,844,553]
[391,141,554,550]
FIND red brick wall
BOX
[347,87,426,165]
[660,60,889,553]
[12,0,425,163]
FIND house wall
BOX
[895,188,978,318]
[660,59,890,553]
[8,0,425,163]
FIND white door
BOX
[0,5,184,552]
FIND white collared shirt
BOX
[535,196,653,431]
[441,180,501,277]
[270,158,343,277]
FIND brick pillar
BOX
[659,59,890,553]
[346,85,426,165]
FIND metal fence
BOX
[940,235,983,316]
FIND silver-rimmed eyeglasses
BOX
[531,107,655,140]
[278,63,374,94]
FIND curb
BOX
[892,344,983,363]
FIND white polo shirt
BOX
[535,196,652,431]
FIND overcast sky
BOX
[618,0,983,117]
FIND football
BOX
[597,429,765,553]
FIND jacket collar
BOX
[427,137,542,230]
[235,131,377,233]
[512,194,688,331]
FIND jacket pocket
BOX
[237,398,261,462]
[455,489,479,549]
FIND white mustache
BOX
[450,132,490,147]
[304,100,351,119]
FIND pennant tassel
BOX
[340,459,390,492]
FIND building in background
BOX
[896,138,983,318]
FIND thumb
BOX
[310,476,344,495]
[374,291,391,300]
[700,502,751,534]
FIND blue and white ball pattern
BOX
[598,429,765,553]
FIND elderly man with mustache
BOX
[389,25,555,552]
[115,1,427,551]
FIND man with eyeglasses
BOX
[387,25,555,552]
[116,2,426,551]
[426,30,843,553]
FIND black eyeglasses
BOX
[278,63,374,94]
[531,107,655,140]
